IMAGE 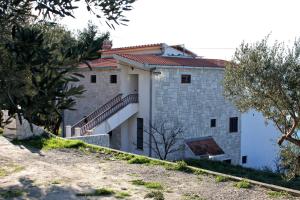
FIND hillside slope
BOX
[0,136,295,200]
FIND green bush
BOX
[144,191,164,200]
[215,175,228,183]
[115,191,131,199]
[127,156,151,164]
[130,179,163,189]
[234,180,251,189]
[130,179,146,185]
[166,161,193,173]
[267,191,289,198]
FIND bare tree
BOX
[144,120,185,160]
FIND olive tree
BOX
[224,37,300,147]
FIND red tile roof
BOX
[99,43,163,53]
[186,137,224,156]
[78,58,117,68]
[117,54,227,68]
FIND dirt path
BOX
[0,136,296,200]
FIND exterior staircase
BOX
[71,94,138,136]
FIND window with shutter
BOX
[137,118,143,150]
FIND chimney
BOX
[102,40,112,50]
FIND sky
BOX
[60,0,300,60]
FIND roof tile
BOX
[117,54,227,68]
[186,137,225,156]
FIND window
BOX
[90,75,96,83]
[110,75,117,83]
[137,118,144,150]
[224,159,231,164]
[229,117,238,132]
[181,74,191,83]
[242,156,247,164]
[210,119,216,127]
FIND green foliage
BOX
[166,161,194,173]
[267,191,289,198]
[182,193,205,200]
[224,36,300,148]
[185,159,300,190]
[130,179,146,186]
[144,191,164,200]
[0,0,135,30]
[12,135,86,150]
[0,21,111,135]
[0,24,85,134]
[215,175,228,183]
[279,144,300,180]
[0,189,24,198]
[130,179,163,189]
[127,156,151,164]
[115,191,131,199]
[234,180,251,189]
[144,182,163,190]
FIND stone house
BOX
[64,42,241,164]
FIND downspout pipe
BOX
[149,67,156,157]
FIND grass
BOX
[127,156,151,164]
[0,189,24,198]
[267,191,289,198]
[185,159,300,190]
[12,135,300,192]
[0,164,24,177]
[144,191,164,200]
[215,175,228,183]
[0,168,7,177]
[115,191,131,199]
[166,161,194,173]
[130,179,163,189]
[77,188,115,196]
[234,180,251,189]
[182,193,205,200]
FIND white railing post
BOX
[65,125,71,138]
[75,127,81,137]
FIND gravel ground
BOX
[0,136,297,200]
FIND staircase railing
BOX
[71,94,122,135]
[80,94,138,135]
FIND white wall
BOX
[241,110,281,171]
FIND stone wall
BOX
[152,67,241,164]
[70,134,110,147]
[3,111,44,140]
[64,68,121,126]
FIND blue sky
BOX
[60,0,300,60]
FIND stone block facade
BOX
[152,67,241,164]
[64,68,121,126]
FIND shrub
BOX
[144,191,164,200]
[267,191,289,198]
[145,182,163,189]
[166,161,193,173]
[130,179,146,185]
[130,179,163,189]
[234,180,251,189]
[115,191,131,199]
[215,175,228,183]
[127,156,151,164]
